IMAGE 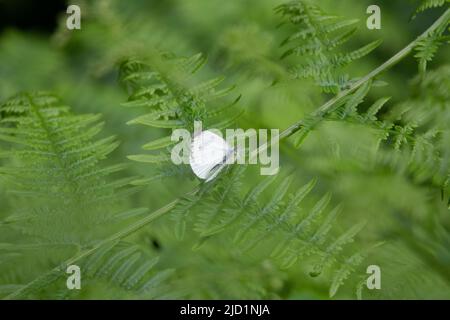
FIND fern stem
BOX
[6,8,449,300]
[251,7,450,157]
[4,196,184,299]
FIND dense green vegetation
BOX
[0,0,449,299]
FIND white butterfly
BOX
[189,130,234,182]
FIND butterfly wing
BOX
[189,131,233,181]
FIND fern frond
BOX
[0,92,141,243]
[0,92,150,298]
[414,25,449,74]
[170,168,367,297]
[171,189,209,240]
[413,1,449,72]
[233,175,293,245]
[310,222,366,277]
[414,0,450,17]
[242,178,317,252]
[80,241,175,298]
[277,1,381,93]
[119,53,242,181]
[294,77,442,167]
[195,166,246,238]
[329,250,367,298]
[379,68,450,191]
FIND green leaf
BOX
[142,136,176,150]
[128,118,183,128]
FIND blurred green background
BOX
[0,0,449,299]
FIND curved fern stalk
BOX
[256,7,450,154]
[325,65,449,193]
[323,85,427,152]
[35,241,177,299]
[7,7,450,300]
[3,195,180,300]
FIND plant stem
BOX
[4,198,182,299]
[257,8,450,156]
[6,7,449,300]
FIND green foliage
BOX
[170,167,367,296]
[415,0,450,16]
[0,92,171,299]
[277,0,381,93]
[0,0,449,300]
[0,92,135,243]
[119,53,241,181]
[414,21,449,74]
[78,241,176,299]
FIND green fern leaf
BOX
[277,1,381,93]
